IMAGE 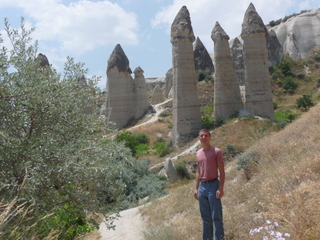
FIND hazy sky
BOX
[0,0,319,89]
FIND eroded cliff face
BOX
[271,8,320,60]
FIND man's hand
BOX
[194,189,198,200]
[216,189,224,199]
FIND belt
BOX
[200,178,217,184]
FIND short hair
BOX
[199,129,211,136]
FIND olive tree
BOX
[0,18,135,238]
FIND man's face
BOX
[199,131,211,144]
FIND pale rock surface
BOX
[171,6,202,149]
[133,66,152,119]
[164,68,173,98]
[231,37,245,86]
[272,8,320,60]
[211,22,243,121]
[158,158,178,183]
[150,83,165,105]
[241,3,274,119]
[106,44,136,128]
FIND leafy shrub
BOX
[153,138,173,157]
[115,131,150,156]
[236,151,260,180]
[175,163,190,179]
[283,77,298,94]
[202,116,215,130]
[296,94,314,111]
[275,109,299,123]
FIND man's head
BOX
[199,129,211,147]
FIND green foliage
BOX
[275,109,299,123]
[236,151,260,180]
[296,94,314,111]
[202,116,215,129]
[117,159,167,208]
[35,205,95,240]
[175,163,190,179]
[0,18,165,238]
[115,131,150,156]
[283,77,298,94]
[198,73,214,82]
[153,138,173,157]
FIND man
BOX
[194,129,225,240]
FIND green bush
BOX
[115,131,150,156]
[283,77,298,94]
[175,163,190,179]
[236,151,260,180]
[296,94,314,111]
[153,138,173,157]
[275,109,299,123]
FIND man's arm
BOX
[193,166,200,200]
[216,162,225,199]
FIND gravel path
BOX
[99,206,146,240]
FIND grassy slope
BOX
[138,53,320,240]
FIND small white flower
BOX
[266,220,272,224]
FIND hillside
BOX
[132,52,320,239]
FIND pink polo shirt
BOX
[196,146,224,181]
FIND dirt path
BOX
[99,206,146,240]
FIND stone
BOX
[133,66,152,118]
[106,47,152,128]
[164,158,179,183]
[266,29,283,66]
[241,3,274,119]
[193,37,214,78]
[150,83,165,105]
[230,37,245,86]
[164,68,173,98]
[272,8,320,60]
[36,53,50,67]
[211,21,243,120]
[171,6,202,149]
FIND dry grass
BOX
[140,103,320,240]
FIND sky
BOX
[0,0,319,90]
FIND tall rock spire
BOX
[211,21,243,120]
[171,6,202,149]
[133,66,152,119]
[241,3,275,119]
[106,44,135,128]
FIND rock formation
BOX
[36,53,50,67]
[241,3,274,119]
[266,29,283,66]
[193,37,214,78]
[150,83,165,105]
[133,66,151,118]
[164,68,173,98]
[159,158,178,183]
[272,8,320,60]
[106,44,151,128]
[211,22,243,120]
[231,37,245,86]
[171,6,202,149]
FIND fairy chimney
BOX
[106,44,135,128]
[171,6,202,149]
[211,22,243,120]
[133,66,152,118]
[241,3,274,119]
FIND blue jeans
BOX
[198,180,225,240]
